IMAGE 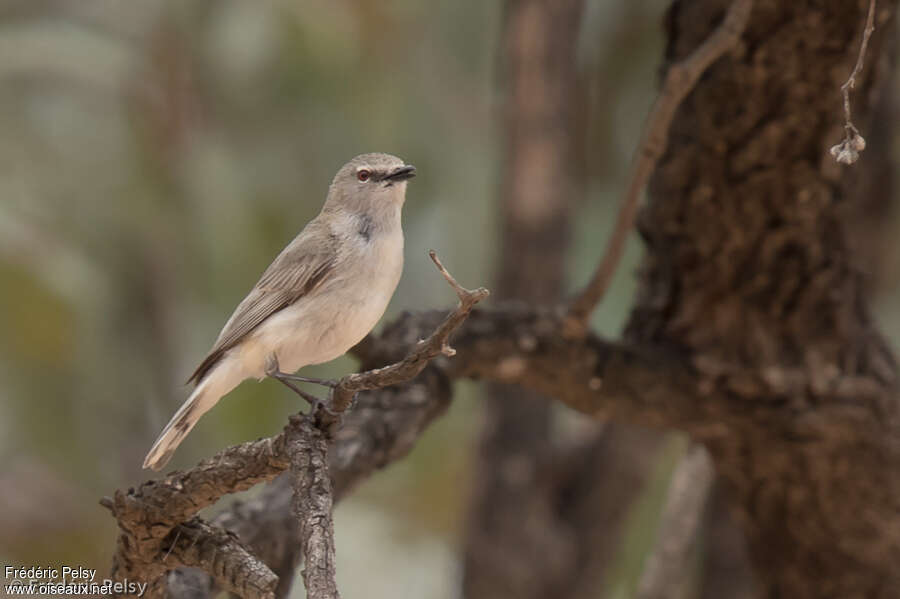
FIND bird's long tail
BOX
[143,376,221,471]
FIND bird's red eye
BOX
[357,169,371,182]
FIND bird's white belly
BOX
[278,287,391,370]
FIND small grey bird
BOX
[143,153,415,470]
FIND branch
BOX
[162,519,278,599]
[167,366,455,599]
[564,0,754,336]
[203,476,300,599]
[830,0,877,165]
[103,497,278,599]
[104,251,488,597]
[164,304,730,599]
[286,416,339,599]
[103,440,286,599]
[318,250,488,429]
[635,445,715,599]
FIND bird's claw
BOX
[310,397,340,418]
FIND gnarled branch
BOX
[286,416,339,599]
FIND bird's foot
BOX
[310,397,340,419]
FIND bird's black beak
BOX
[385,165,416,182]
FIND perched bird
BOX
[143,153,415,470]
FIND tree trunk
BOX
[699,485,758,599]
[628,1,900,596]
[463,1,584,597]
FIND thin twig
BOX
[163,528,181,562]
[635,446,715,599]
[429,249,470,300]
[831,0,877,165]
[564,0,753,337]
[318,250,489,426]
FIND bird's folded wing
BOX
[188,224,338,384]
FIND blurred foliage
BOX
[11,0,884,597]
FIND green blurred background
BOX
[6,1,895,597]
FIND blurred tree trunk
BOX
[558,426,666,599]
[468,1,899,599]
[699,486,758,599]
[464,3,672,599]
[462,1,584,597]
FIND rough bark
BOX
[628,1,900,596]
[287,417,339,599]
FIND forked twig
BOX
[831,0,877,165]
[319,250,489,424]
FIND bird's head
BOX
[326,153,416,215]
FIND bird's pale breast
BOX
[240,224,403,378]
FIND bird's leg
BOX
[262,355,337,388]
[265,355,344,419]
[265,355,321,408]
[272,374,322,408]
[273,373,339,388]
